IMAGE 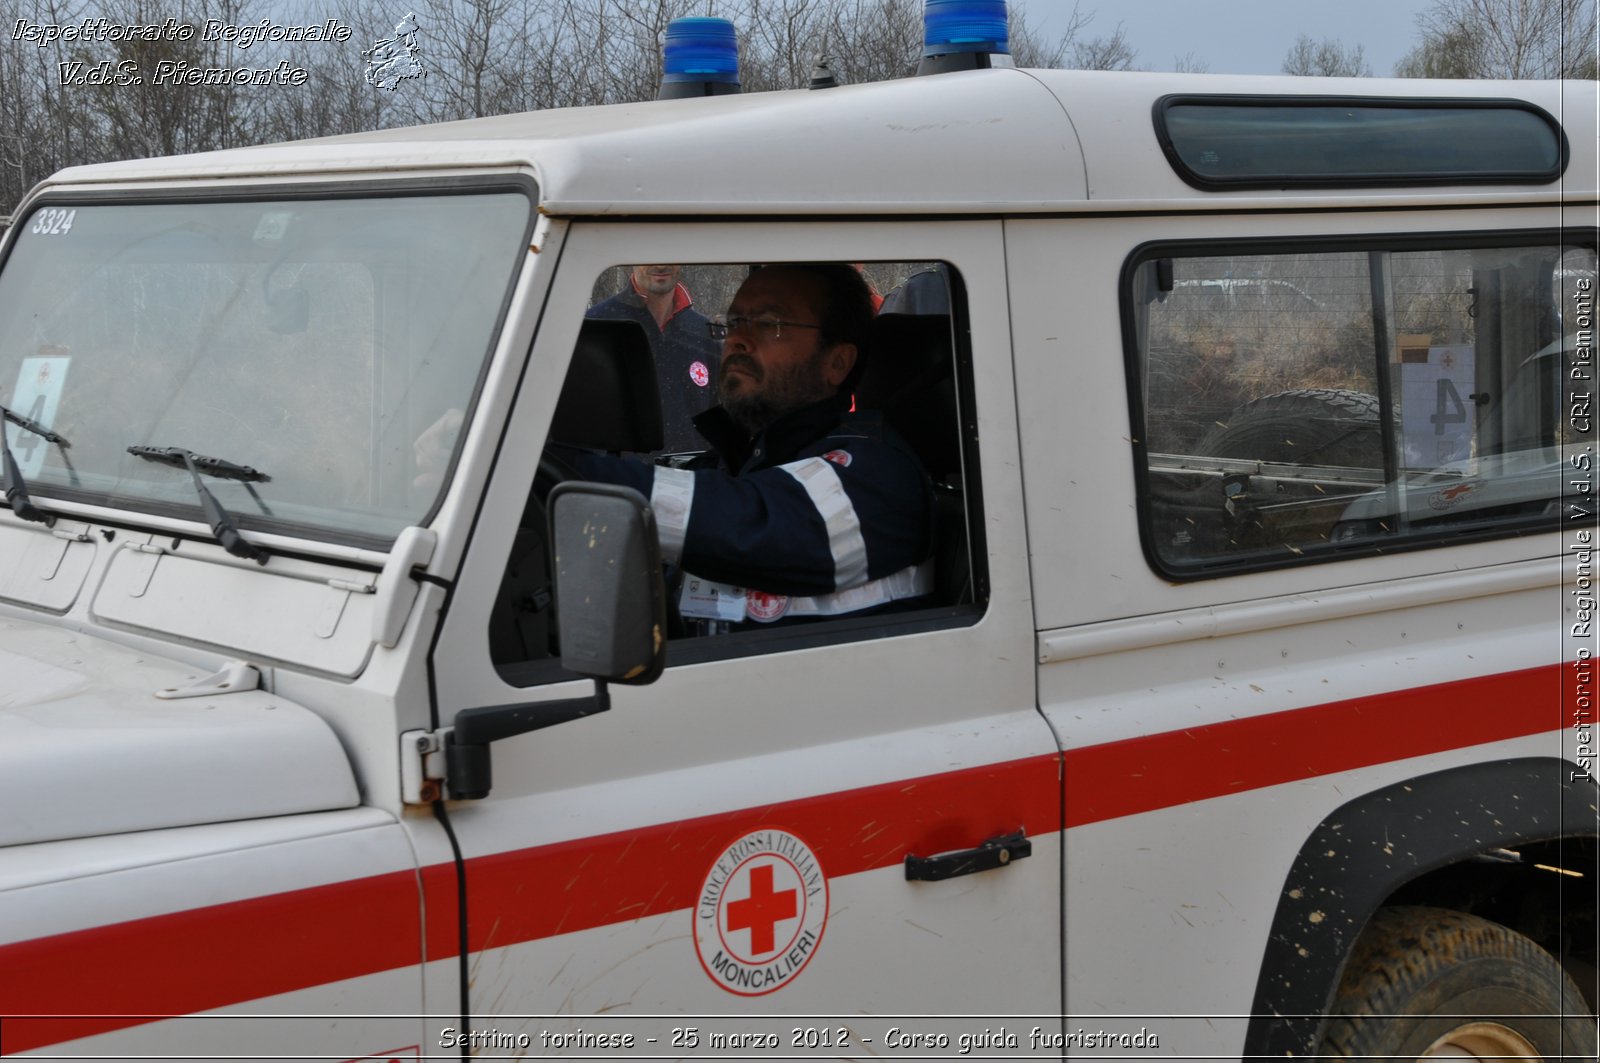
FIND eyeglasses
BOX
[707,315,824,341]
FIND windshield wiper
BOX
[1,404,69,526]
[128,445,272,564]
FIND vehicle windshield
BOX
[0,189,533,545]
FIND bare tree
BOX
[80,0,256,159]
[817,0,924,84]
[1282,35,1373,76]
[741,0,830,91]
[254,0,405,141]
[1070,25,1134,71]
[1008,3,1079,69]
[1048,5,1134,72]
[0,0,1097,215]
[1,0,99,211]
[1394,22,1485,76]
[746,0,1078,92]
[1396,0,1598,78]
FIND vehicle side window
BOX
[490,260,983,681]
[1128,235,1597,577]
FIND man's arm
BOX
[562,442,930,597]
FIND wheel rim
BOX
[1420,1021,1541,1059]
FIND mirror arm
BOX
[444,681,610,800]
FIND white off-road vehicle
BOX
[1,8,1596,1060]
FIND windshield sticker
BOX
[8,355,70,478]
[1398,342,1475,467]
[29,208,76,236]
[253,211,293,243]
[1428,480,1483,510]
[694,828,827,996]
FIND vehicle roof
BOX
[39,68,1600,215]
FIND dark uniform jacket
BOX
[565,396,934,625]
[586,283,719,453]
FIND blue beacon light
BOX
[658,17,741,100]
[916,0,1013,76]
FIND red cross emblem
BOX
[694,828,828,995]
[1440,351,1455,368]
[725,863,798,956]
[746,589,789,622]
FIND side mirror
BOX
[444,481,666,801]
[548,481,667,685]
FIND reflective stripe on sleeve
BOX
[776,560,934,620]
[779,457,869,590]
[650,466,696,564]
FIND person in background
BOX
[851,262,885,313]
[880,264,951,315]
[587,264,720,452]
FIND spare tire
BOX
[1196,388,1384,467]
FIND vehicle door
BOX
[426,219,1062,1051]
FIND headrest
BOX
[857,313,959,476]
[548,318,665,453]
[858,313,956,405]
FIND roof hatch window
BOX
[1155,96,1566,189]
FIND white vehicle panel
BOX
[0,814,424,1058]
[0,616,358,846]
[91,539,378,677]
[0,807,396,894]
[0,517,96,612]
[1062,730,1565,1058]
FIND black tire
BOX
[1196,388,1383,467]
[1318,906,1598,1061]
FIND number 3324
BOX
[31,209,77,236]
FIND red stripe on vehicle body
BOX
[461,754,1063,953]
[0,663,1570,1053]
[0,868,432,1055]
[0,758,1058,1055]
[1061,663,1568,826]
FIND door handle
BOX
[904,829,1031,882]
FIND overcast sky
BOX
[1029,0,1435,76]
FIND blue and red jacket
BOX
[586,282,719,453]
[565,396,934,623]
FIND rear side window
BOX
[1126,233,1596,577]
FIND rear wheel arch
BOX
[1242,757,1599,1059]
